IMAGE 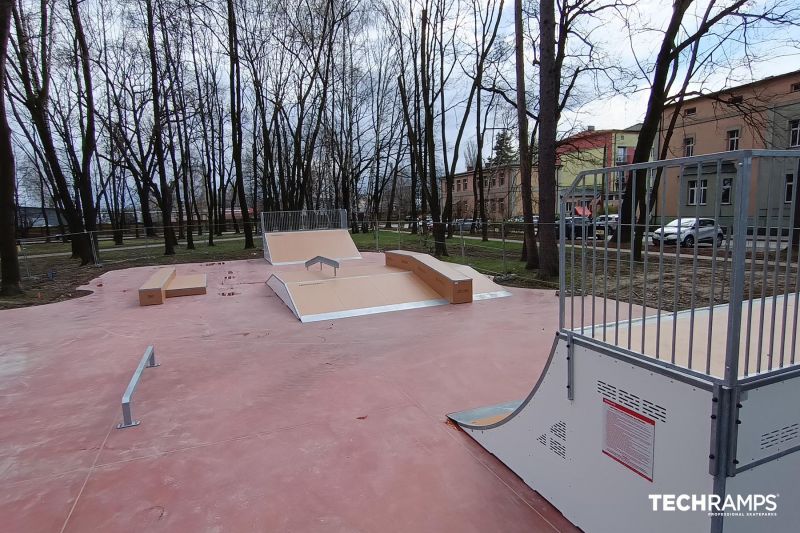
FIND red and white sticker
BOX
[602,398,655,482]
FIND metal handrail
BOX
[117,345,159,429]
[558,150,800,385]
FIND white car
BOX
[651,218,724,247]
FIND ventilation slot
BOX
[538,421,566,459]
[549,438,566,459]
[617,389,641,411]
[597,380,617,400]
[761,430,781,450]
[596,380,668,423]
[761,423,800,450]
[641,400,668,423]
[550,421,566,441]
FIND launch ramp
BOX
[448,150,800,533]
[261,209,361,265]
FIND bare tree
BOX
[0,0,20,294]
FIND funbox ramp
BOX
[267,252,511,322]
[263,229,362,265]
[448,334,800,533]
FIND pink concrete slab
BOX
[0,471,86,533]
[0,254,579,532]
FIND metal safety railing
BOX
[261,209,348,233]
[117,345,159,429]
[559,149,800,385]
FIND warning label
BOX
[602,398,655,482]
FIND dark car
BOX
[556,216,591,240]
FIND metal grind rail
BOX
[117,345,159,429]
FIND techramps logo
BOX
[648,494,779,518]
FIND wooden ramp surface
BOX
[165,274,207,298]
[268,252,511,322]
[588,294,800,378]
[264,229,361,265]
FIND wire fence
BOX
[15,222,263,293]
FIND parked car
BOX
[651,218,724,247]
[593,214,619,239]
[555,216,591,240]
[452,219,483,231]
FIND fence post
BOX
[19,241,31,279]
[502,222,507,273]
[89,231,101,266]
[460,223,465,260]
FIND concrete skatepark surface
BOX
[0,252,579,532]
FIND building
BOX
[657,70,800,227]
[556,124,641,216]
[445,163,534,220]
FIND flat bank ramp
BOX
[267,270,447,322]
[268,252,511,322]
[263,229,362,265]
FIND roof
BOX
[663,69,800,109]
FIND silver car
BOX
[651,218,724,247]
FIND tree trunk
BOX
[515,0,540,270]
[535,0,558,277]
[145,0,174,255]
[0,0,20,294]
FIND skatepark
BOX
[5,150,800,533]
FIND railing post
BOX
[723,155,752,388]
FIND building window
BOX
[616,147,626,164]
[683,137,695,157]
[727,129,740,151]
[791,82,800,93]
[684,107,697,116]
[456,181,461,192]
[721,178,732,205]
[489,198,496,212]
[498,198,505,215]
[499,173,505,186]
[786,174,794,204]
[687,179,708,206]
[791,120,800,147]
[491,176,496,188]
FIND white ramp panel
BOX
[723,374,800,533]
[450,336,716,533]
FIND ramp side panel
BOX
[451,336,715,533]
[266,274,300,320]
[722,372,800,532]
[264,229,361,265]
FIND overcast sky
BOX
[450,0,800,171]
